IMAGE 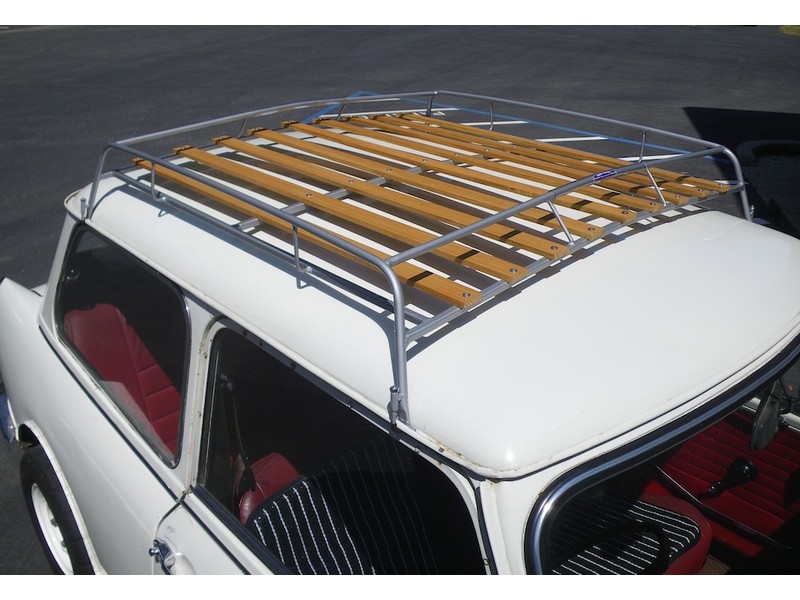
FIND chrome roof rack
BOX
[86,91,748,424]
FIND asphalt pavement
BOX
[1,25,799,575]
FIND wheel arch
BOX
[16,419,105,574]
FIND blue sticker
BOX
[592,169,618,182]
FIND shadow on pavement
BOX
[685,107,800,237]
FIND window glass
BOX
[200,328,485,574]
[56,228,187,461]
[535,355,800,575]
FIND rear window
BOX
[56,228,187,462]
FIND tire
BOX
[20,446,94,574]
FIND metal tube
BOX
[86,145,116,218]
[425,92,437,117]
[545,199,575,245]
[721,146,752,220]
[292,226,301,272]
[643,164,668,207]
[115,91,439,146]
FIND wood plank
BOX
[250,128,604,241]
[307,118,640,223]
[173,146,525,284]
[347,116,665,213]
[216,135,567,260]
[401,113,730,195]
[133,158,481,309]
[400,116,712,199]
[377,115,692,205]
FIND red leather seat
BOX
[659,411,800,557]
[63,303,182,454]
[642,493,712,574]
[238,452,300,524]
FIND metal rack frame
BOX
[84,91,748,425]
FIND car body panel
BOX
[408,211,800,474]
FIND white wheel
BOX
[30,482,74,574]
[20,446,94,574]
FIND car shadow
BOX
[684,107,800,237]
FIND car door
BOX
[151,501,255,574]
[182,321,488,575]
[148,303,269,575]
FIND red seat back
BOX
[63,303,181,454]
[238,452,300,524]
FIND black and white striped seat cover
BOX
[549,491,703,575]
[246,438,438,574]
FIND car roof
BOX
[70,93,800,477]
[79,182,800,477]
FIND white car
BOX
[2,91,799,575]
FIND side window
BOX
[56,228,187,462]
[199,328,486,574]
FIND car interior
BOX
[545,366,800,575]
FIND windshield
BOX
[527,345,800,575]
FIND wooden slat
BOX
[250,128,604,242]
[352,116,666,213]
[318,118,661,217]
[174,146,524,285]
[399,114,711,197]
[378,115,693,205]
[289,121,636,223]
[133,158,481,309]
[402,113,731,196]
[216,135,566,261]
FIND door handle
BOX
[149,539,176,575]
